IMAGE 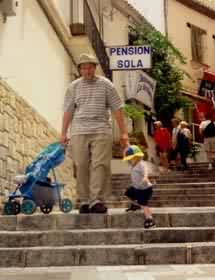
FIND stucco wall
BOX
[52,0,72,28]
[167,0,215,93]
[0,0,75,131]
[0,80,76,204]
[128,0,165,33]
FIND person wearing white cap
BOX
[61,53,129,214]
[177,121,192,170]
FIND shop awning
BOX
[199,70,215,99]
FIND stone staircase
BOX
[1,162,215,267]
[1,208,215,266]
[110,162,215,207]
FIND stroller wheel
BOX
[40,204,53,214]
[60,198,73,213]
[4,201,21,215]
[21,200,36,215]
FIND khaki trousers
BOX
[71,134,112,207]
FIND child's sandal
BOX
[144,219,156,229]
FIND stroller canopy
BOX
[26,142,65,181]
[11,142,66,199]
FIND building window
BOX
[188,23,206,64]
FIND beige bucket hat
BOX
[78,53,98,66]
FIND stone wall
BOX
[0,80,76,204]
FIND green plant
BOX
[123,103,144,120]
[129,25,192,126]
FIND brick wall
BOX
[0,80,76,204]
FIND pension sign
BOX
[107,45,151,70]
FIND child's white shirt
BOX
[130,160,152,190]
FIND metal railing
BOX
[83,1,112,80]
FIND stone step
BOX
[112,187,215,196]
[112,178,215,186]
[112,172,215,179]
[112,173,215,179]
[0,242,215,266]
[152,177,215,183]
[148,201,215,207]
[1,227,215,247]
[155,182,215,188]
[112,182,215,190]
[111,176,215,184]
[2,209,215,230]
[111,193,215,202]
[112,169,215,178]
[106,200,215,207]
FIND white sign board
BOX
[107,45,151,70]
[125,70,156,111]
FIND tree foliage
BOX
[129,25,192,126]
[123,103,144,120]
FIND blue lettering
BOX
[144,46,151,54]
[137,59,143,67]
[128,47,134,55]
[124,60,130,68]
[121,48,128,55]
[117,60,123,68]
[117,48,121,55]
[110,48,116,55]
[110,46,151,56]
[137,47,143,55]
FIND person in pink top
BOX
[154,121,172,173]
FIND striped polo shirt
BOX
[63,76,123,135]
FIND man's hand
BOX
[61,112,71,146]
[60,134,69,146]
[113,109,129,149]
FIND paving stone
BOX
[124,271,154,280]
[56,213,107,229]
[135,244,187,265]
[0,216,16,231]
[169,213,215,227]
[191,243,215,263]
[70,268,100,280]
[24,246,137,266]
[109,212,169,228]
[1,265,215,279]
[0,249,25,267]
[16,214,57,231]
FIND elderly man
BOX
[61,53,129,214]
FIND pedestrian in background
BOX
[61,53,129,214]
[199,111,215,170]
[169,118,181,169]
[177,121,192,171]
[153,121,171,173]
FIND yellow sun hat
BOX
[123,145,144,161]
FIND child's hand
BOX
[143,176,150,185]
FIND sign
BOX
[107,45,151,70]
[125,70,156,111]
[199,71,215,101]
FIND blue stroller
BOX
[3,142,73,215]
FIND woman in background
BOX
[154,121,172,173]
[177,121,192,171]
